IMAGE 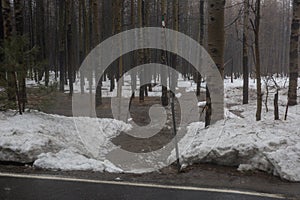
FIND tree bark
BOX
[161,0,168,106]
[93,0,102,105]
[2,0,15,102]
[58,0,65,92]
[14,0,26,113]
[255,0,262,121]
[274,90,279,120]
[288,0,300,106]
[137,0,145,102]
[206,0,225,126]
[207,0,225,78]
[243,0,249,104]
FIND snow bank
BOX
[0,110,130,172]
[169,77,300,182]
[34,149,123,173]
[1,76,299,181]
[169,116,300,182]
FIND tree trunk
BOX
[207,0,225,78]
[0,0,4,85]
[130,0,136,98]
[161,0,168,106]
[137,0,145,102]
[255,0,262,121]
[93,0,102,105]
[36,0,48,85]
[14,0,26,113]
[288,0,300,106]
[0,0,3,41]
[2,0,16,102]
[58,0,65,92]
[79,0,85,94]
[171,0,179,94]
[274,90,279,120]
[196,0,204,97]
[66,0,73,96]
[243,0,249,104]
[206,0,225,126]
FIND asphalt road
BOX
[0,174,286,200]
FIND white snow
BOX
[197,101,207,107]
[1,76,299,182]
[0,110,131,172]
[168,77,300,182]
[34,149,123,173]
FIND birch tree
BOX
[206,0,225,126]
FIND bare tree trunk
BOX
[274,90,279,120]
[14,0,26,113]
[254,0,262,121]
[0,0,4,85]
[161,0,168,106]
[137,0,145,102]
[2,0,16,102]
[288,0,300,106]
[196,0,204,97]
[93,0,102,105]
[171,0,179,94]
[243,0,249,104]
[66,0,73,96]
[207,0,225,78]
[0,0,3,41]
[79,0,85,94]
[130,0,136,98]
[206,0,225,126]
[36,0,47,85]
[58,0,65,92]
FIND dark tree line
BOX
[0,0,299,121]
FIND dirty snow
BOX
[1,76,299,182]
[169,77,300,182]
[0,110,131,172]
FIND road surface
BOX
[0,173,287,200]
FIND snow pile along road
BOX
[0,77,299,182]
[169,116,300,182]
[0,111,130,172]
[169,78,300,182]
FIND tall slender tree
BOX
[2,0,16,102]
[254,0,262,121]
[93,0,102,105]
[0,0,3,41]
[207,0,225,78]
[288,0,300,106]
[243,0,249,104]
[14,0,26,112]
[58,0,66,92]
[206,0,225,126]
[161,0,169,106]
[137,0,145,102]
[0,0,5,85]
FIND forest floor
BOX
[26,86,206,153]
